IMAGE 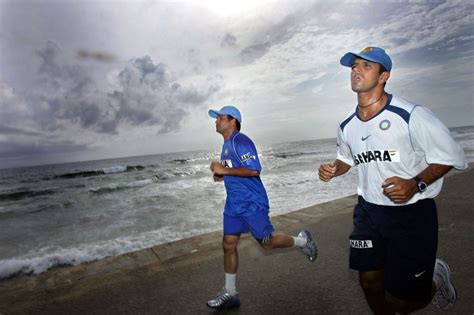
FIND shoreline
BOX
[0,192,359,286]
[1,165,472,314]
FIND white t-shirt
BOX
[337,94,468,206]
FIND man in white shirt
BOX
[318,47,467,314]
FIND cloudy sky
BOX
[0,0,473,168]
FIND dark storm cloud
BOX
[221,33,237,47]
[238,11,301,64]
[112,55,221,133]
[76,49,116,62]
[33,41,107,132]
[0,85,33,138]
[0,39,222,168]
[0,125,40,136]
[175,83,221,104]
[32,42,221,135]
[239,42,272,63]
[0,140,88,159]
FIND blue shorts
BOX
[349,196,438,302]
[224,211,275,242]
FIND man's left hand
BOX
[210,161,226,175]
[382,176,418,204]
[213,174,224,182]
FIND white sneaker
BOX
[432,258,457,310]
[297,229,318,262]
[206,288,240,310]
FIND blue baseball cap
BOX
[208,105,242,123]
[340,47,392,72]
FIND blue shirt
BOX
[220,131,269,216]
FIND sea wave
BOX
[0,201,73,219]
[0,225,219,279]
[0,188,57,202]
[88,179,154,195]
[273,152,306,159]
[169,159,189,164]
[54,165,145,179]
[272,150,325,159]
[150,165,209,181]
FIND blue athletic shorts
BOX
[349,196,438,302]
[223,211,275,242]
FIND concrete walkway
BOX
[0,166,472,314]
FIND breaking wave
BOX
[0,225,219,279]
[169,159,189,164]
[88,179,154,195]
[54,165,145,179]
[0,188,57,202]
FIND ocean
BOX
[1,126,473,279]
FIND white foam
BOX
[102,165,127,174]
[89,179,154,193]
[263,169,358,216]
[128,179,153,187]
[0,225,220,279]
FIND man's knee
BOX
[385,290,431,313]
[359,271,385,292]
[222,235,239,253]
[259,234,274,250]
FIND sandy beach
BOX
[0,165,472,314]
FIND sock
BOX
[225,273,237,295]
[292,236,306,247]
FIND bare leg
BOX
[359,270,395,315]
[206,235,241,309]
[260,233,294,250]
[385,285,433,313]
[223,234,240,273]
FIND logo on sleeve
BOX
[221,160,233,168]
[240,152,255,163]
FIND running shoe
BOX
[206,288,240,310]
[432,258,457,310]
[298,229,318,262]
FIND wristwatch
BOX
[414,176,428,192]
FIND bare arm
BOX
[383,163,453,203]
[210,161,259,178]
[318,159,352,182]
[417,164,454,185]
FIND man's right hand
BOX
[318,161,337,182]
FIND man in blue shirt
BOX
[206,105,318,310]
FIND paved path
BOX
[1,166,472,314]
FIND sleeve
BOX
[232,134,262,172]
[409,106,468,170]
[336,126,355,166]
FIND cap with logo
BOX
[340,47,392,72]
[208,105,242,123]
